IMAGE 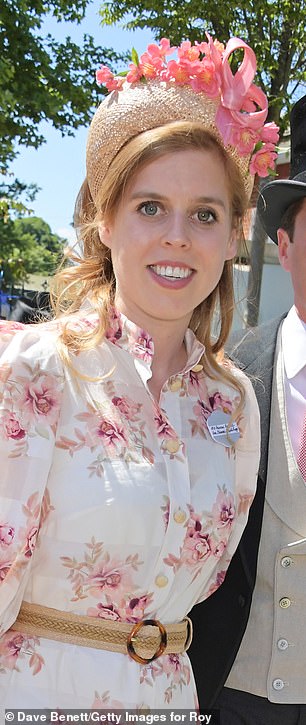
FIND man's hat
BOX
[257,94,306,243]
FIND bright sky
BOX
[10,2,154,243]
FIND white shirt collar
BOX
[282,305,306,379]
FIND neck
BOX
[149,333,187,401]
[115,301,190,401]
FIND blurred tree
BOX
[0,216,65,288]
[0,0,124,172]
[99,0,306,325]
[0,177,39,221]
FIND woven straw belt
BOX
[11,602,193,665]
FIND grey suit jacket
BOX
[189,315,285,709]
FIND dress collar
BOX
[105,308,204,373]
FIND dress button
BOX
[277,638,289,650]
[173,509,187,524]
[164,438,181,454]
[281,556,293,568]
[191,364,203,373]
[169,378,182,392]
[272,678,285,691]
[155,574,168,588]
[279,597,291,608]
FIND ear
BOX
[277,228,291,271]
[225,231,238,261]
[98,221,113,249]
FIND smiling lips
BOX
[150,264,193,279]
[148,263,194,289]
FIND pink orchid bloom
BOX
[231,125,260,155]
[204,34,223,72]
[147,38,176,58]
[96,66,114,86]
[108,76,125,91]
[190,59,220,97]
[96,67,124,92]
[250,143,278,176]
[178,40,201,61]
[165,58,192,84]
[126,62,143,84]
[260,121,280,145]
[139,52,164,79]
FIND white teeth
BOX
[151,265,192,279]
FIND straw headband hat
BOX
[257,94,306,243]
[86,35,279,203]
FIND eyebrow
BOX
[129,191,227,210]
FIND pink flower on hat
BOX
[147,38,175,58]
[231,126,260,155]
[95,34,280,180]
[96,66,124,91]
[139,53,164,79]
[250,143,278,177]
[260,121,280,145]
[164,58,193,85]
[178,40,201,61]
[126,62,143,84]
[190,58,220,97]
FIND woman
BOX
[0,35,278,709]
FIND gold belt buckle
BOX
[127,619,167,664]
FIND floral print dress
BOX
[0,311,260,709]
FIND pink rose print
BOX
[61,538,143,603]
[183,522,212,566]
[212,540,227,558]
[0,631,44,675]
[105,309,123,344]
[132,330,154,364]
[19,374,61,426]
[86,415,128,454]
[87,602,121,621]
[0,632,25,669]
[211,489,235,529]
[112,396,141,421]
[88,560,133,600]
[118,593,153,623]
[191,388,235,439]
[0,320,25,335]
[0,558,12,581]
[0,411,26,440]
[154,410,177,439]
[207,570,227,596]
[0,524,15,546]
[162,654,189,684]
[91,691,124,709]
[23,525,38,558]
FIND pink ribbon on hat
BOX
[215,36,268,144]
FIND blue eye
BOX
[139,202,159,216]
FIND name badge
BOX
[206,410,240,448]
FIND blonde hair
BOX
[52,121,249,407]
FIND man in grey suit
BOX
[189,95,306,724]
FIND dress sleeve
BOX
[0,323,65,632]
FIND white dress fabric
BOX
[0,310,260,709]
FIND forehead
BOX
[125,146,229,193]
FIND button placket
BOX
[150,389,191,609]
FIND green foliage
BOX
[99,0,306,136]
[0,177,39,222]
[0,0,125,172]
[0,215,65,286]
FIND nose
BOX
[161,212,191,249]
